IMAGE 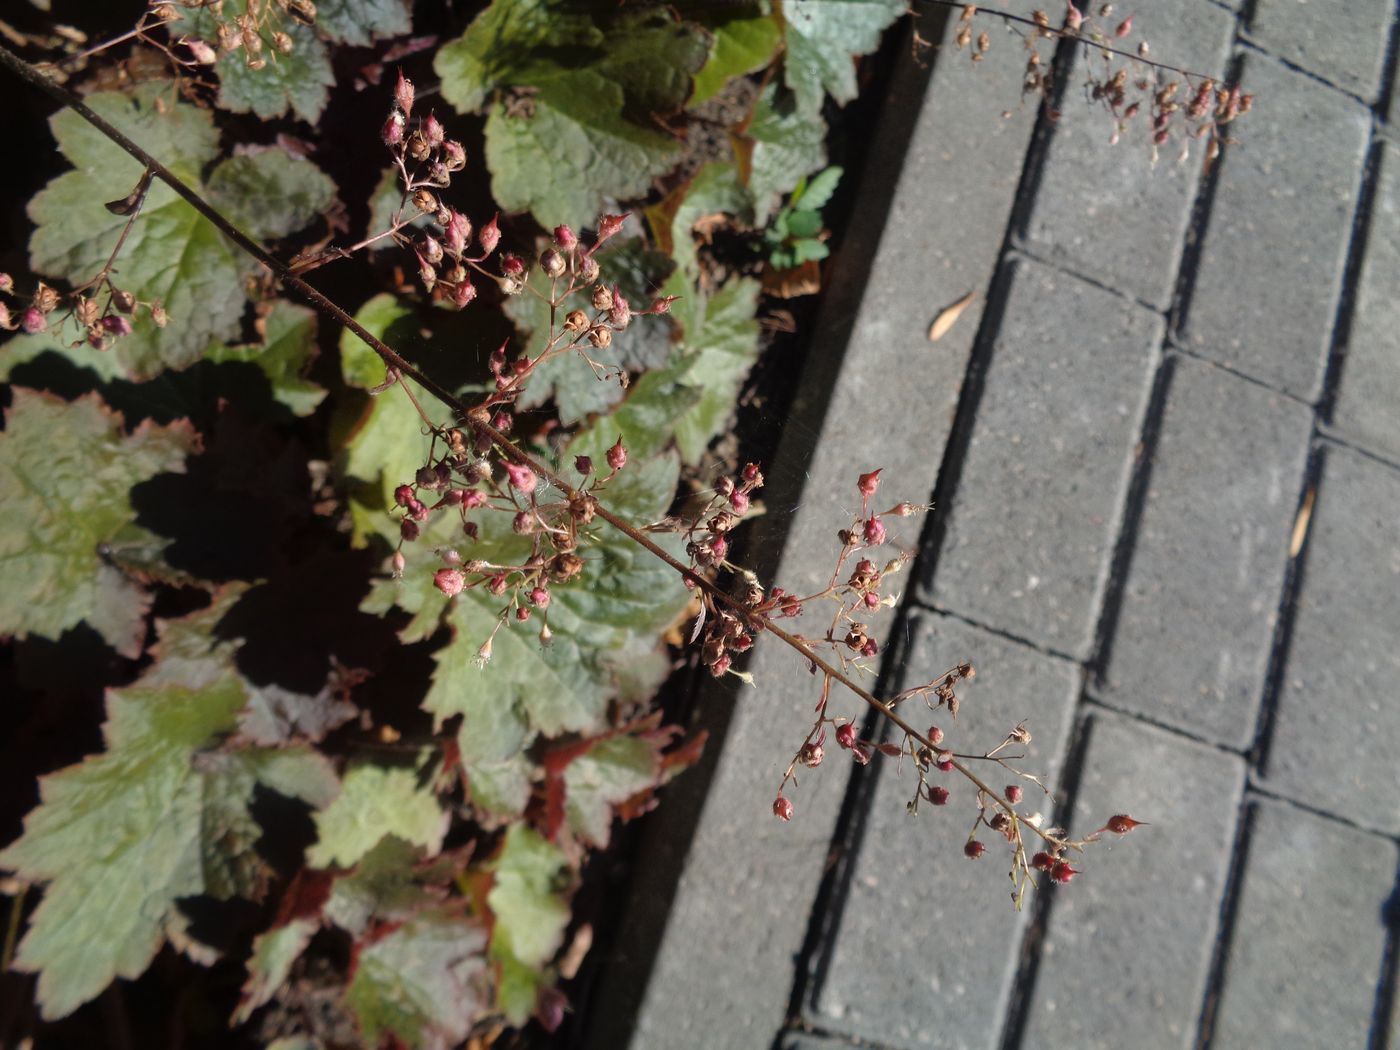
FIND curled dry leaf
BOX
[928,291,976,342]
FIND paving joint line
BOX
[777,1022,908,1050]
[1004,241,1167,316]
[1192,795,1258,1050]
[1235,36,1388,106]
[1078,694,1247,757]
[910,601,1081,666]
[997,710,1097,1050]
[1244,782,1400,846]
[1160,341,1317,407]
[1316,428,1400,473]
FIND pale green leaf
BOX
[214,22,335,122]
[207,149,336,241]
[307,764,448,869]
[345,909,488,1050]
[691,3,781,105]
[782,0,906,116]
[323,836,435,935]
[746,82,826,222]
[315,0,411,45]
[487,826,569,1022]
[564,735,664,847]
[235,917,318,1023]
[0,389,195,657]
[0,633,334,1021]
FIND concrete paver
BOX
[923,256,1160,659]
[1249,0,1394,101]
[1210,798,1397,1048]
[1096,354,1312,748]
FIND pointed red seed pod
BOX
[773,795,794,821]
[505,462,537,494]
[1051,860,1080,883]
[433,568,465,597]
[606,437,628,471]
[857,469,882,499]
[478,214,501,255]
[1102,814,1148,835]
[835,722,858,749]
[395,70,414,115]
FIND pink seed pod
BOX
[529,586,550,608]
[857,468,882,499]
[504,462,537,494]
[929,786,950,805]
[478,214,501,255]
[395,70,414,115]
[773,795,794,821]
[964,840,987,859]
[799,743,824,768]
[422,112,445,146]
[1006,785,1024,804]
[553,224,577,249]
[863,516,887,546]
[391,550,406,577]
[20,308,46,333]
[433,568,466,597]
[835,721,858,750]
[729,490,750,514]
[1051,860,1080,883]
[595,213,627,243]
[606,437,628,471]
[608,287,631,330]
[394,484,414,507]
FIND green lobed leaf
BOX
[745,82,827,223]
[780,0,906,116]
[0,389,196,657]
[213,22,335,122]
[0,609,337,1021]
[324,836,439,935]
[691,3,782,105]
[315,0,411,45]
[204,300,328,418]
[437,2,710,228]
[306,764,449,869]
[602,272,761,465]
[563,734,665,848]
[28,86,333,378]
[345,909,488,1050]
[487,826,570,1024]
[207,149,336,241]
[235,917,318,1024]
[662,162,753,281]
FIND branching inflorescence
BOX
[0,39,1148,912]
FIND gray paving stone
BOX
[584,14,1042,1049]
[778,1033,866,1050]
[1020,712,1245,1050]
[1211,798,1397,1049]
[1020,0,1236,308]
[1332,143,1400,462]
[810,613,1080,1050]
[924,256,1160,659]
[1096,355,1312,748]
[1248,0,1393,101]
[1261,444,1400,834]
[1178,53,1370,401]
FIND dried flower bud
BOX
[588,325,613,349]
[406,131,432,162]
[1114,14,1132,37]
[929,786,950,805]
[1066,1,1083,30]
[1031,851,1054,871]
[773,795,794,821]
[512,511,534,534]
[441,209,470,255]
[595,213,627,243]
[187,38,218,64]
[273,31,293,53]
[550,552,584,581]
[606,437,627,471]
[400,518,420,542]
[75,297,100,326]
[564,309,589,332]
[420,234,444,264]
[729,490,750,514]
[449,277,476,309]
[1103,814,1147,835]
[391,550,406,577]
[287,0,316,25]
[20,308,47,334]
[394,70,414,114]
[478,214,501,255]
[579,254,600,282]
[411,188,438,214]
[799,743,824,768]
[0,272,12,292]
[574,455,593,475]
[33,283,59,313]
[102,315,133,337]
[835,721,858,750]
[110,288,136,314]
[442,139,466,171]
[150,302,168,328]
[553,224,576,249]
[541,249,566,278]
[1006,785,1024,804]
[964,840,986,859]
[742,462,763,486]
[863,516,887,546]
[501,254,525,277]
[529,586,551,608]
[649,295,679,315]
[591,284,613,312]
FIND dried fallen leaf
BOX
[1290,485,1315,558]
[928,291,976,342]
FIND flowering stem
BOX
[0,44,1061,849]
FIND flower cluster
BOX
[0,272,165,350]
[155,0,316,71]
